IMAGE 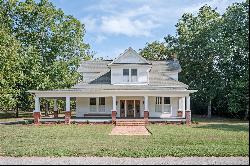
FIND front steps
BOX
[116,119,146,126]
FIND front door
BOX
[126,100,134,118]
[120,100,125,118]
[135,100,140,118]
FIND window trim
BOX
[123,68,138,83]
[123,69,130,82]
[99,97,105,105]
[131,69,138,82]
[155,97,172,114]
[89,97,106,112]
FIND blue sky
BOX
[49,0,243,59]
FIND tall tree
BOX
[175,6,222,118]
[140,1,249,119]
[0,0,92,114]
[215,1,249,119]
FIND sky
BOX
[49,0,243,59]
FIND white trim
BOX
[53,99,57,112]
[66,97,70,112]
[144,96,149,111]
[34,96,40,112]
[125,100,127,117]
[181,97,185,118]
[112,96,116,111]
[28,90,197,98]
[186,96,190,110]
[113,83,148,85]
[108,47,150,66]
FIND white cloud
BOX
[95,35,107,43]
[80,16,98,32]
[100,16,158,37]
[81,4,160,38]
[80,0,243,43]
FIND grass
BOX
[0,122,248,157]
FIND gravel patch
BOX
[0,157,248,165]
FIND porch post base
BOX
[144,111,149,124]
[111,110,117,124]
[177,110,183,117]
[54,111,58,118]
[33,112,41,125]
[185,110,191,125]
[65,111,71,124]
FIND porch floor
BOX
[38,116,186,123]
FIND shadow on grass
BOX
[0,111,33,119]
[194,123,249,132]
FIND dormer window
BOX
[131,69,137,82]
[123,68,138,83]
[123,69,129,82]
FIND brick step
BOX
[116,122,146,126]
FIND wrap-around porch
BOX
[32,94,192,125]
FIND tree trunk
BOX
[207,100,212,118]
[16,105,19,118]
[45,101,49,117]
[244,103,249,120]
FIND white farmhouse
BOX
[28,47,197,124]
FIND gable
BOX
[109,47,150,65]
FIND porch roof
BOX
[28,87,197,98]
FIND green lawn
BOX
[0,122,248,157]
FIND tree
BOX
[0,27,21,111]
[139,41,175,60]
[0,0,92,114]
[139,1,249,119]
[174,6,222,118]
[214,1,249,119]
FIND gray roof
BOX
[74,59,188,90]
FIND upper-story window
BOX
[131,69,137,82]
[123,69,129,82]
[123,68,138,83]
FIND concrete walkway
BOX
[0,157,248,165]
[109,126,150,135]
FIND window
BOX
[123,69,129,82]
[90,98,97,112]
[164,97,170,104]
[155,97,171,113]
[90,98,96,105]
[123,68,138,83]
[99,97,105,112]
[163,97,171,113]
[131,69,137,82]
[99,97,105,105]
[155,97,162,112]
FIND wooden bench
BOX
[84,113,111,118]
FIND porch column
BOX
[144,96,149,123]
[111,96,117,123]
[186,96,191,125]
[53,99,58,118]
[177,97,182,117]
[65,97,71,124]
[33,96,41,125]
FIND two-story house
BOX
[28,47,197,124]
